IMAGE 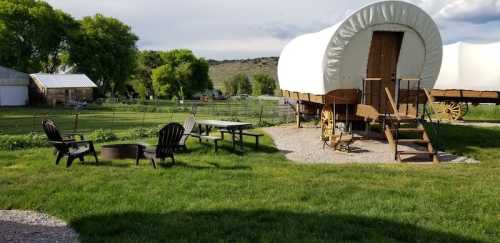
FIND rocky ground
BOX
[0,210,79,243]
[263,125,478,164]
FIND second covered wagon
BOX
[431,42,500,120]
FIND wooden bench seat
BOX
[219,129,263,149]
[194,134,222,152]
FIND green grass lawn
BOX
[1,108,500,242]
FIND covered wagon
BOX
[278,0,443,162]
[430,42,500,120]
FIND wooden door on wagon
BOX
[366,31,404,114]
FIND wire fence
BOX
[0,99,296,135]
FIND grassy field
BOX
[0,101,293,135]
[462,104,500,121]
[0,107,500,242]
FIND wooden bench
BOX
[191,133,221,152]
[219,129,263,149]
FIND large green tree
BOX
[140,49,212,99]
[68,14,138,96]
[151,64,176,99]
[252,73,277,96]
[224,73,252,96]
[0,0,76,73]
[131,51,164,99]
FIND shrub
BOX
[0,133,47,150]
[252,73,277,96]
[89,129,118,143]
[123,127,158,140]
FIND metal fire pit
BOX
[100,144,145,161]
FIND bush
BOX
[123,127,159,140]
[252,73,277,96]
[0,127,164,151]
[0,133,47,150]
[89,129,118,143]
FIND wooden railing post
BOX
[296,101,301,128]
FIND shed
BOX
[278,0,442,102]
[30,74,97,105]
[0,66,29,106]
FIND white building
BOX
[0,66,29,106]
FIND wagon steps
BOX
[384,86,440,164]
[384,120,439,164]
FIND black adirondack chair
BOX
[142,123,184,169]
[42,119,98,167]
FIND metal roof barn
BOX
[30,74,97,88]
[30,74,97,106]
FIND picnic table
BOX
[195,120,252,151]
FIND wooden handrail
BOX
[364,78,383,81]
[399,78,421,81]
[384,87,401,120]
[423,88,435,103]
[423,88,439,116]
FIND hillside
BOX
[208,57,278,91]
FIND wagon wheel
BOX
[444,102,463,121]
[460,102,469,118]
[320,105,334,141]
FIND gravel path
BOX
[0,210,79,243]
[263,125,478,164]
[442,120,500,128]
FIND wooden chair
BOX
[141,123,184,169]
[332,123,353,152]
[178,115,196,151]
[42,119,98,167]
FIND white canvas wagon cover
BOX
[278,0,442,95]
[434,42,500,92]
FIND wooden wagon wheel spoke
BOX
[460,103,469,118]
[445,102,462,121]
[320,106,334,141]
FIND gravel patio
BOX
[263,125,478,164]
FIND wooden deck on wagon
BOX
[431,89,500,104]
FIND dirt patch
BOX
[263,125,478,164]
[0,210,79,243]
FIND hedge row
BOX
[0,126,162,151]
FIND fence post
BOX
[111,110,116,131]
[142,106,146,128]
[73,112,79,132]
[32,113,36,133]
[259,104,264,126]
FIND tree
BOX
[140,49,212,99]
[151,64,176,99]
[0,0,77,73]
[223,80,238,96]
[252,73,277,96]
[131,50,164,99]
[68,14,138,96]
[225,73,251,95]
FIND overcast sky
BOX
[45,0,500,60]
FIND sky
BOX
[45,0,500,60]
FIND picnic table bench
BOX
[219,129,263,149]
[194,120,253,151]
[190,133,222,152]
